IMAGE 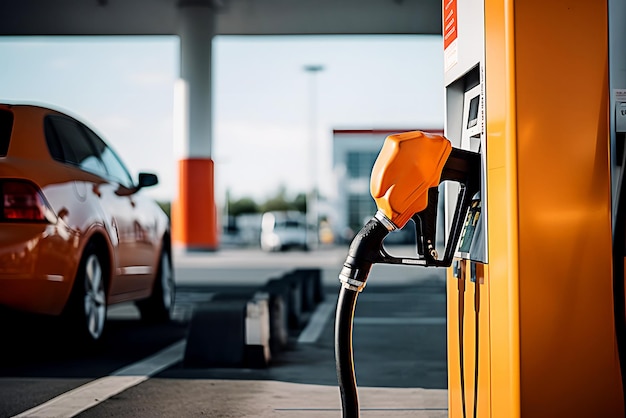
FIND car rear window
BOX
[0,110,14,157]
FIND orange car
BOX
[0,103,174,342]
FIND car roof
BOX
[0,102,72,117]
[1,102,111,158]
[0,103,70,161]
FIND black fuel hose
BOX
[335,216,392,418]
[335,286,360,418]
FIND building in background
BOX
[331,129,443,244]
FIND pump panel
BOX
[443,0,487,264]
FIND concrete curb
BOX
[183,293,272,368]
[183,268,323,369]
[183,301,246,368]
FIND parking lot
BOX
[0,245,449,417]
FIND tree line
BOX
[155,186,309,219]
[227,187,307,216]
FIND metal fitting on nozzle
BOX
[338,211,395,292]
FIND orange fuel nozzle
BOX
[338,130,481,292]
[370,131,452,229]
[335,131,480,418]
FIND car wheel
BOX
[65,242,107,343]
[136,245,175,323]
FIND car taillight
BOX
[1,180,49,222]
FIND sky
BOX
[0,35,444,206]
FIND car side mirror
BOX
[116,172,159,196]
[138,172,158,189]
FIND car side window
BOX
[83,128,134,189]
[0,109,13,157]
[45,116,108,178]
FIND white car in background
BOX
[260,211,311,252]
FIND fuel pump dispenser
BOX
[335,130,481,417]
[336,1,626,417]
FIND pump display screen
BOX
[467,95,479,129]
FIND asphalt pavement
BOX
[1,244,450,418]
[86,245,449,417]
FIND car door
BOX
[82,127,156,296]
[45,116,136,296]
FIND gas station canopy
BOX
[0,0,442,37]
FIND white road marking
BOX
[13,339,186,418]
[298,300,336,343]
[106,303,141,320]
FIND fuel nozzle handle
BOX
[339,131,453,291]
[338,131,482,292]
[370,131,452,229]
